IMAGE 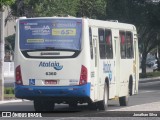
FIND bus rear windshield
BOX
[19,19,82,51]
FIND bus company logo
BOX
[103,62,112,81]
[53,22,76,28]
[24,22,38,26]
[103,63,111,73]
[39,61,63,70]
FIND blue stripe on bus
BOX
[15,83,91,99]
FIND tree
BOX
[10,0,107,18]
[0,0,15,101]
[137,2,160,76]
[10,0,79,17]
[0,0,15,8]
[5,34,15,52]
[77,0,107,19]
[106,0,160,76]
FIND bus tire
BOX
[97,83,108,110]
[34,100,55,111]
[129,78,133,96]
[119,82,129,106]
[88,102,97,110]
[119,95,129,106]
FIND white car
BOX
[151,60,158,71]
[147,59,157,67]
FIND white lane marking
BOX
[53,117,76,120]
[109,101,160,111]
[139,90,156,94]
[140,81,160,85]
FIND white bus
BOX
[14,17,139,111]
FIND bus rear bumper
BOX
[15,83,91,101]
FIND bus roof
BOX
[87,19,136,31]
[18,16,136,31]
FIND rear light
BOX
[79,65,88,85]
[15,65,23,85]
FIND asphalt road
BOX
[1,79,160,119]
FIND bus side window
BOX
[105,29,113,59]
[89,27,93,59]
[126,32,133,58]
[98,28,106,59]
[120,31,126,59]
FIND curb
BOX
[139,77,160,82]
[140,76,160,80]
[0,99,30,104]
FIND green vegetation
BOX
[140,71,160,78]
[5,34,15,52]
[4,87,14,94]
[4,94,15,98]
[0,0,15,9]
[10,0,106,19]
[4,87,15,99]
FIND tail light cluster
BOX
[15,65,23,85]
[79,65,88,85]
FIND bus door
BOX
[91,27,99,101]
[114,31,121,97]
[134,38,139,94]
[106,30,117,98]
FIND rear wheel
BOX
[119,86,129,106]
[119,95,129,106]
[129,79,133,96]
[34,100,55,111]
[69,102,78,108]
[97,83,108,110]
[88,102,97,110]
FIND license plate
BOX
[45,80,57,85]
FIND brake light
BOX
[15,65,23,85]
[79,65,88,85]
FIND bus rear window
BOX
[19,19,82,51]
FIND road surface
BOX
[0,78,160,119]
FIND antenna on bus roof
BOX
[19,16,26,19]
[54,14,75,18]
[109,20,119,22]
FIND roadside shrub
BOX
[139,71,160,78]
[4,87,14,94]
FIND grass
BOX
[4,87,15,100]
[4,94,16,100]
[139,71,160,78]
[4,94,15,98]
[4,87,14,94]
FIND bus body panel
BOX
[15,57,82,86]
[14,18,92,102]
[14,17,139,105]
[88,19,138,99]
[15,83,91,100]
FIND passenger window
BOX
[120,31,126,59]
[105,29,113,59]
[119,31,133,59]
[89,27,93,59]
[98,28,106,59]
[126,32,133,58]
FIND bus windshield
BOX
[19,19,82,51]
